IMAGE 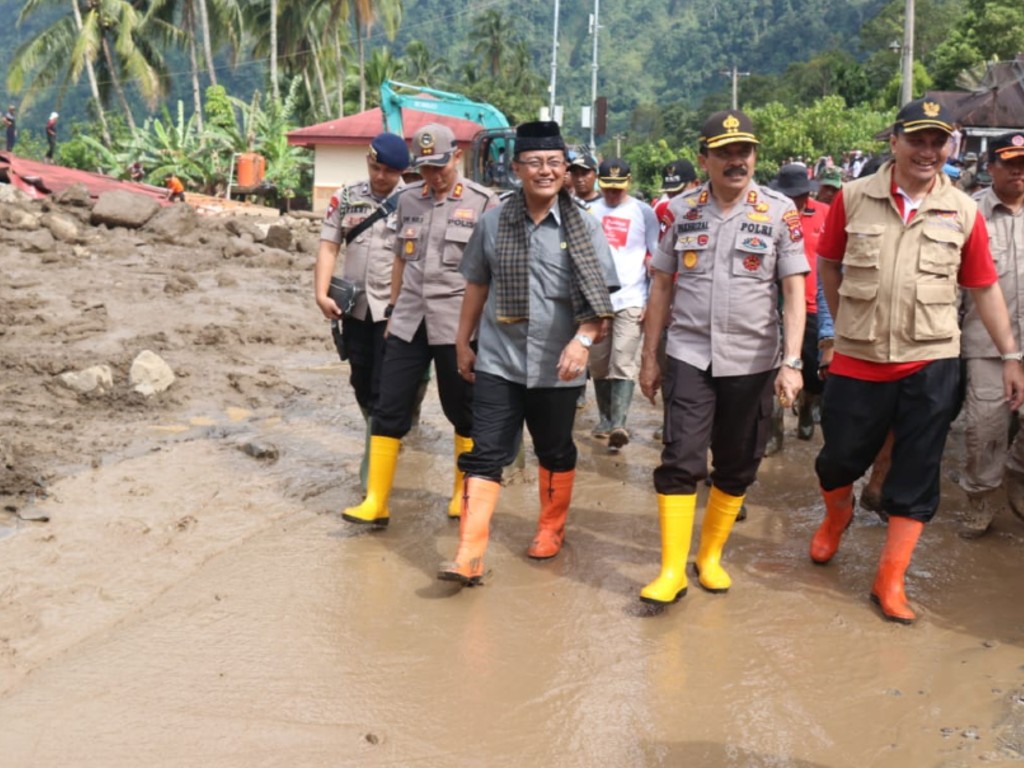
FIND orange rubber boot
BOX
[810,485,855,564]
[527,468,575,559]
[438,477,500,586]
[870,516,924,624]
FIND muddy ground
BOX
[2,188,1024,767]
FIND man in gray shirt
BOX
[438,121,617,586]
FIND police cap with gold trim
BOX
[412,123,458,168]
[894,98,954,135]
[699,110,759,150]
[598,158,631,189]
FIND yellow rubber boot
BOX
[694,486,745,593]
[342,436,400,527]
[447,434,474,519]
[438,477,500,585]
[640,493,697,605]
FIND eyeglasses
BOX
[517,158,566,171]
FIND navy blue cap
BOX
[369,132,410,171]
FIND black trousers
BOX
[459,371,581,481]
[801,312,824,396]
[654,357,775,496]
[815,358,960,523]
[372,321,473,439]
[332,315,387,415]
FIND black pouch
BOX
[330,319,348,361]
[328,277,363,316]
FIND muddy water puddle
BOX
[2,387,1024,766]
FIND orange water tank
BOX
[236,152,266,187]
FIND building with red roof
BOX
[287,107,486,212]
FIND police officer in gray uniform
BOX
[637,109,807,606]
[315,131,409,489]
[343,123,499,527]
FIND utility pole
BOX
[719,65,750,110]
[548,0,560,116]
[589,0,600,154]
[900,0,915,106]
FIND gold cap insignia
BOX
[418,132,435,154]
[723,114,740,133]
[610,165,622,177]
[923,102,941,118]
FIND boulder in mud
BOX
[58,365,114,395]
[91,191,160,229]
[129,350,175,396]
[144,202,199,242]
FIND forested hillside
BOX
[2,0,887,137]
[2,0,1021,195]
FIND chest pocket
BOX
[343,205,374,242]
[844,224,884,270]
[398,223,424,261]
[674,234,712,276]
[732,232,774,280]
[918,224,963,277]
[442,223,474,267]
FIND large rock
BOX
[129,350,175,396]
[58,365,113,395]
[90,191,160,229]
[14,228,56,253]
[262,224,292,251]
[144,202,199,242]
[54,183,92,208]
[0,184,33,205]
[224,217,263,241]
[0,206,41,231]
[41,212,82,243]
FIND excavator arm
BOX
[380,80,518,190]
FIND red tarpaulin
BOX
[0,152,169,203]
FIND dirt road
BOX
[2,190,1023,767]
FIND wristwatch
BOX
[783,356,804,371]
[383,303,395,319]
[574,334,594,349]
[1001,351,1024,362]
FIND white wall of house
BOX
[311,145,369,213]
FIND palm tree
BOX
[10,0,166,135]
[146,0,243,132]
[402,39,449,86]
[471,9,514,79]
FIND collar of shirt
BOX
[890,172,930,224]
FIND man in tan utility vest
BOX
[810,98,1024,624]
